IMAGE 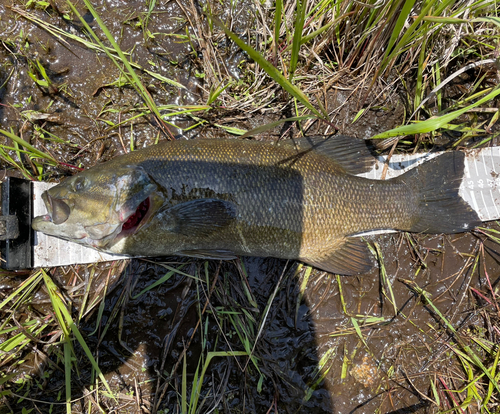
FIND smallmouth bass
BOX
[32,136,481,274]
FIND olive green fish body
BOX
[32,137,480,274]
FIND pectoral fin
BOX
[165,199,237,237]
[304,237,373,275]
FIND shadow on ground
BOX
[3,222,499,413]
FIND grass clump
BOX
[206,0,500,141]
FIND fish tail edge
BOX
[403,151,481,234]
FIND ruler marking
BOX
[490,148,497,175]
[469,190,480,215]
[56,237,62,266]
[480,191,491,221]
[481,149,489,176]
[490,189,500,217]
[463,156,471,179]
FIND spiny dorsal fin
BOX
[303,237,374,275]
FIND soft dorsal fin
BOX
[303,237,374,275]
[277,135,376,175]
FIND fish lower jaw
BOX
[31,214,53,231]
[103,237,128,254]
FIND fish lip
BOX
[31,214,53,232]
[41,192,52,221]
[42,192,71,225]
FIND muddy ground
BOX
[0,0,499,413]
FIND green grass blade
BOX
[66,0,173,135]
[14,7,184,89]
[384,0,417,61]
[352,108,366,123]
[372,86,500,138]
[0,146,33,180]
[213,124,248,135]
[273,0,283,61]
[341,345,348,380]
[0,324,38,352]
[0,128,57,164]
[351,317,368,349]
[411,58,496,119]
[144,0,157,31]
[41,269,116,400]
[131,267,182,299]
[336,274,348,315]
[370,242,397,316]
[422,16,468,24]
[402,279,500,395]
[473,16,500,29]
[283,16,347,53]
[0,272,42,312]
[182,352,187,414]
[483,345,500,407]
[64,341,72,414]
[414,32,428,115]
[212,17,326,119]
[143,68,184,88]
[207,81,232,105]
[379,0,434,75]
[290,0,306,79]
[188,358,202,413]
[241,116,314,138]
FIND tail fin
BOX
[400,151,481,233]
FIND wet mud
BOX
[3,226,498,413]
[1,1,499,413]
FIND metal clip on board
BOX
[0,177,32,269]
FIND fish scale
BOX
[127,142,306,259]
[32,137,481,275]
[114,141,406,260]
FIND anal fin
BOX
[303,237,373,275]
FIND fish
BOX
[32,136,481,275]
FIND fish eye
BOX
[73,176,88,192]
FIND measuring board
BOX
[1,147,499,269]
